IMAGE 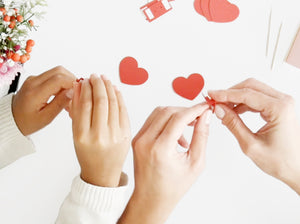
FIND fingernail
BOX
[215,105,225,120]
[65,89,74,99]
[205,110,213,125]
[90,74,97,79]
[101,75,108,80]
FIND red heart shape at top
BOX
[120,57,149,85]
[209,0,239,23]
[172,74,204,100]
[194,0,239,23]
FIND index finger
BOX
[38,74,75,101]
[229,78,284,100]
[157,103,209,149]
[208,89,279,121]
[37,66,76,84]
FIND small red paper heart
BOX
[209,0,239,23]
[172,74,205,100]
[120,57,149,85]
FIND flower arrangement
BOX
[0,0,46,86]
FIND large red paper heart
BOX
[172,74,204,100]
[209,0,239,23]
[194,0,239,23]
[120,57,149,85]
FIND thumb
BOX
[41,88,74,123]
[214,104,255,153]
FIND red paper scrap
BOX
[141,0,175,22]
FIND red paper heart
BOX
[194,0,239,23]
[120,57,149,85]
[209,0,239,23]
[172,74,204,100]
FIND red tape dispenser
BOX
[140,0,175,22]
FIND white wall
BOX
[0,0,300,223]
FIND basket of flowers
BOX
[0,0,46,89]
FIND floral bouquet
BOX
[0,0,46,87]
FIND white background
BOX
[1,0,300,223]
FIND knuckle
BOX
[54,65,66,73]
[223,113,239,131]
[109,97,118,106]
[132,137,144,151]
[96,96,108,106]
[81,100,92,110]
[52,73,64,82]
[154,106,164,113]
[161,106,175,116]
[172,111,184,122]
[244,78,258,86]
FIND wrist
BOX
[118,190,176,224]
[80,170,121,187]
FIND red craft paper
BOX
[76,78,84,82]
[140,0,173,22]
[286,28,300,69]
[119,57,149,85]
[201,0,212,21]
[209,0,239,23]
[194,0,204,17]
[194,0,239,23]
[172,74,204,100]
[205,96,216,112]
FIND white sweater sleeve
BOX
[56,173,129,224]
[0,94,35,169]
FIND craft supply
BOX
[140,0,174,22]
[202,94,216,112]
[172,73,204,100]
[266,8,272,57]
[119,57,149,85]
[286,27,300,69]
[271,23,282,70]
[194,0,239,23]
[76,78,84,82]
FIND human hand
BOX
[209,78,300,195]
[12,66,76,136]
[118,104,212,224]
[71,75,131,187]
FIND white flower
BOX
[7,59,15,67]
[6,9,15,16]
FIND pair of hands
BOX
[118,78,300,223]
[13,70,300,222]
